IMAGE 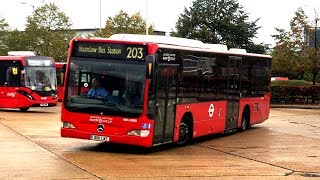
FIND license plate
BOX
[40,103,49,107]
[90,135,109,141]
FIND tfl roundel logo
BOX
[208,104,214,118]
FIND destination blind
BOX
[25,57,54,67]
[72,41,148,61]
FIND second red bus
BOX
[0,54,58,111]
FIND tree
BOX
[97,10,154,38]
[24,3,75,61]
[3,30,30,52]
[172,0,265,53]
[272,8,320,84]
[0,17,9,55]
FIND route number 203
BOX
[127,47,144,59]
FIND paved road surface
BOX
[0,104,319,179]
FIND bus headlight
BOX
[127,130,150,137]
[61,121,76,129]
[17,90,34,100]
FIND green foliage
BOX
[271,80,311,86]
[3,30,30,52]
[0,17,9,55]
[98,10,154,38]
[172,0,267,53]
[24,3,75,61]
[271,85,320,104]
[272,8,320,84]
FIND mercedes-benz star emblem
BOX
[97,124,104,133]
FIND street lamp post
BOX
[99,0,102,34]
[146,0,148,35]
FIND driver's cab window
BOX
[5,66,20,87]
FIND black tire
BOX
[240,111,249,132]
[177,120,191,146]
[19,107,29,112]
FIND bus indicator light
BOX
[148,63,152,76]
[127,130,150,137]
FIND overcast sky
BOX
[1,0,320,46]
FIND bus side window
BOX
[56,69,62,85]
[5,66,20,87]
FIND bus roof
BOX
[7,51,36,56]
[108,34,271,58]
[0,56,27,60]
[55,62,66,69]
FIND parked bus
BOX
[55,62,66,101]
[0,52,58,111]
[61,34,272,147]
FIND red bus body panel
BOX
[174,101,227,142]
[238,92,271,127]
[0,87,58,108]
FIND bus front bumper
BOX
[61,128,153,148]
[21,99,58,108]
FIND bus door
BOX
[226,56,242,131]
[153,65,179,145]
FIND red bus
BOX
[0,53,58,111]
[61,34,272,147]
[55,62,66,101]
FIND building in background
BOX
[305,27,320,51]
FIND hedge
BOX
[271,80,310,86]
[271,85,320,104]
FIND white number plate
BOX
[90,135,109,141]
[40,103,49,107]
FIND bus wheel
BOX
[240,111,249,131]
[177,120,190,146]
[19,108,29,112]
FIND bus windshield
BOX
[65,58,146,117]
[23,66,57,92]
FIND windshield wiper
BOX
[104,102,125,113]
[68,105,106,111]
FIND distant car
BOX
[271,77,289,81]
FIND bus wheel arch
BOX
[240,105,250,131]
[177,112,193,146]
